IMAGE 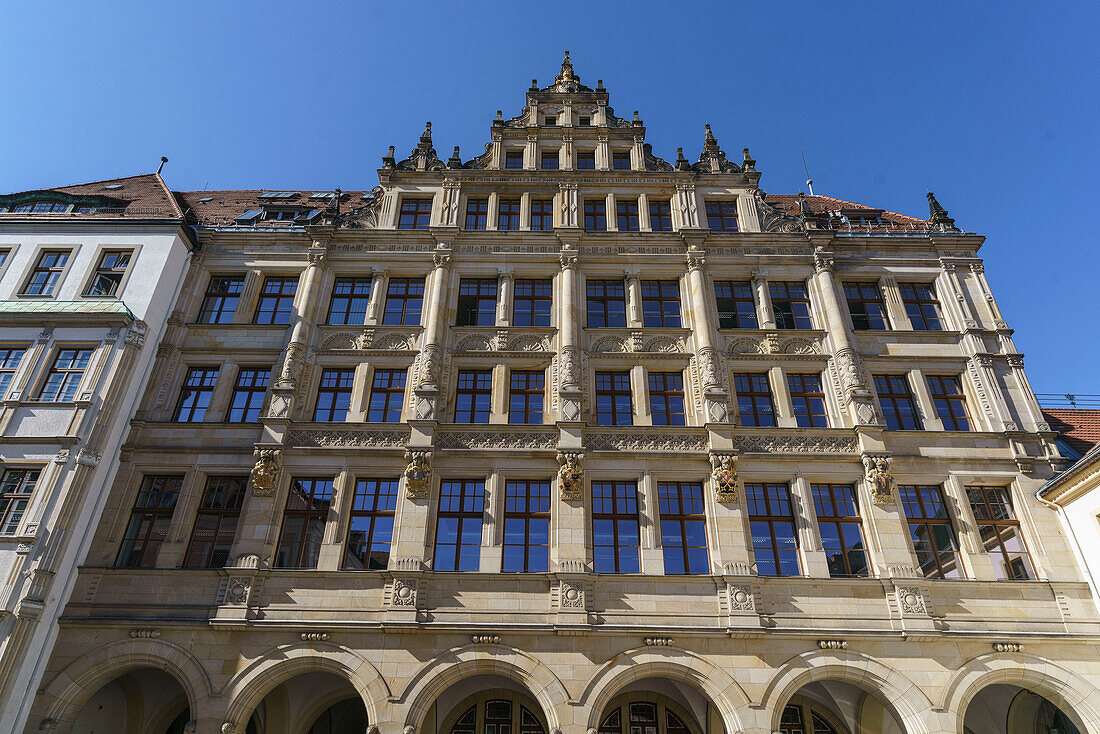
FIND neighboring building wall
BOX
[0,220,192,732]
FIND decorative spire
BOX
[553,51,581,92]
[675,147,691,171]
[560,51,575,81]
[703,124,719,154]
[927,191,958,231]
[798,192,815,219]
[382,145,396,168]
[692,124,740,173]
[419,122,433,147]
[742,148,756,172]
[447,146,463,168]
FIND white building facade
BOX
[0,173,194,732]
[18,58,1100,734]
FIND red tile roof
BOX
[1043,409,1100,455]
[176,190,371,227]
[0,173,183,220]
[765,193,927,229]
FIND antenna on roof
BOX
[157,156,168,175]
[800,148,814,196]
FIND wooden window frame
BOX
[368,368,407,423]
[502,479,551,572]
[115,475,183,568]
[456,278,498,327]
[577,150,596,170]
[898,484,964,579]
[434,479,485,572]
[649,199,673,232]
[612,151,632,170]
[38,346,94,403]
[83,249,133,298]
[595,371,633,426]
[504,150,524,169]
[0,345,27,398]
[967,485,1036,580]
[530,199,554,231]
[648,372,685,426]
[616,199,640,231]
[455,369,493,423]
[253,275,298,325]
[326,276,373,325]
[509,370,545,425]
[227,367,270,423]
[498,198,521,231]
[787,373,829,428]
[657,481,709,574]
[382,277,425,325]
[705,200,739,232]
[769,281,813,329]
[20,249,71,296]
[464,197,489,230]
[899,282,944,331]
[746,482,801,576]
[183,475,248,568]
[734,373,776,427]
[927,375,971,431]
[584,200,607,232]
[641,279,681,327]
[811,484,868,578]
[398,197,433,229]
[586,279,626,327]
[844,281,889,330]
[0,467,41,535]
[512,278,552,326]
[592,481,641,573]
[714,280,758,329]
[196,274,244,324]
[873,374,923,430]
[540,151,559,170]
[344,478,399,570]
[314,368,355,422]
[274,477,334,569]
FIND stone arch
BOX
[399,643,570,732]
[222,643,391,730]
[760,649,936,734]
[941,652,1100,734]
[35,637,212,728]
[579,647,750,734]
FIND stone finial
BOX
[798,192,815,219]
[703,123,719,153]
[447,146,462,168]
[742,147,756,171]
[927,191,958,231]
[675,147,691,171]
[560,50,575,81]
[382,145,396,168]
[420,122,433,146]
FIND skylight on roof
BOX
[105,184,124,190]
[310,192,335,200]
[198,197,213,203]
[258,191,297,199]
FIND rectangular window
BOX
[967,485,1036,580]
[498,198,521,231]
[502,480,551,572]
[227,367,270,423]
[592,481,640,573]
[464,198,488,230]
[714,281,758,329]
[456,278,498,326]
[368,369,406,422]
[845,282,889,330]
[505,150,524,169]
[544,116,557,126]
[21,249,70,296]
[577,151,596,169]
[541,151,559,170]
[616,199,640,232]
[874,374,922,430]
[658,482,709,574]
[0,346,27,397]
[183,476,247,568]
[899,485,963,579]
[812,484,868,577]
[734,373,776,427]
[84,249,132,297]
[382,277,424,325]
[434,479,485,571]
[927,375,971,431]
[455,370,492,423]
[586,279,626,327]
[253,276,298,325]
[173,367,218,421]
[509,370,545,424]
[0,467,40,535]
[705,201,739,232]
[530,199,553,231]
[641,280,681,327]
[274,477,334,569]
[196,274,244,324]
[116,475,182,567]
[314,368,354,422]
[612,151,632,170]
[900,283,944,331]
[770,281,813,329]
[746,483,800,576]
[584,200,607,232]
[648,372,685,426]
[595,371,633,426]
[649,200,673,232]
[326,277,372,325]
[398,198,433,229]
[344,478,399,570]
[787,373,829,428]
[39,347,94,403]
[513,279,552,326]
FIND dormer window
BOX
[505,151,524,169]
[13,201,68,213]
[236,207,320,225]
[612,151,632,170]
[578,116,591,126]
[544,116,557,126]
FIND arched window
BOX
[598,696,701,734]
[446,695,546,734]
[779,700,845,734]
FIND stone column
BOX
[625,271,642,327]
[971,262,1009,329]
[908,368,944,431]
[605,192,617,231]
[440,181,462,228]
[770,366,796,427]
[524,134,537,170]
[638,192,651,231]
[596,133,610,170]
[487,191,500,230]
[557,244,582,423]
[558,184,579,229]
[684,246,731,424]
[791,475,830,577]
[638,471,663,574]
[811,248,880,427]
[879,274,912,330]
[937,261,978,330]
[520,192,532,232]
[753,271,774,328]
[410,244,453,421]
[366,269,387,324]
[497,270,513,326]
[675,183,700,229]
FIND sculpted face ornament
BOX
[864,455,895,506]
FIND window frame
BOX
[382,277,425,325]
[649,199,673,232]
[509,369,545,425]
[584,200,607,232]
[19,248,73,297]
[498,198,521,231]
[648,372,685,426]
[183,475,248,568]
[530,199,554,231]
[873,374,923,430]
[966,484,1036,580]
[195,273,245,324]
[811,484,869,578]
[577,150,596,170]
[616,198,640,232]
[314,368,355,422]
[502,479,551,572]
[844,281,889,331]
[898,484,964,579]
[252,275,298,325]
[82,248,134,298]
[787,373,829,428]
[927,374,971,431]
[705,200,739,232]
[769,281,813,329]
[173,366,220,422]
[734,373,776,427]
[746,482,801,576]
[456,278,498,327]
[657,481,709,575]
[367,368,407,423]
[326,276,373,326]
[343,478,400,570]
[0,345,28,399]
[595,371,634,426]
[592,480,641,573]
[36,346,95,403]
[464,197,489,230]
[504,150,525,169]
[611,151,632,170]
[540,150,559,170]
[899,282,945,331]
[226,367,270,423]
[455,369,493,423]
[398,197,433,230]
[274,477,335,569]
[714,280,759,330]
[640,280,682,327]
[512,278,553,326]
[434,479,485,572]
[0,466,41,535]
[115,475,183,568]
[586,279,627,328]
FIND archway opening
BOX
[963,684,1082,734]
[596,679,720,734]
[779,681,903,734]
[427,675,549,734]
[245,671,366,734]
[72,667,189,734]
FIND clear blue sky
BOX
[2,2,1097,395]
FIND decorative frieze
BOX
[735,434,858,455]
[287,428,409,448]
[436,430,557,451]
[586,430,707,453]
[129,628,160,639]
[470,634,502,644]
[644,637,674,646]
[300,632,330,642]
[817,639,848,650]
[992,642,1023,653]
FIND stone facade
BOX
[0,173,194,733]
[21,57,1100,734]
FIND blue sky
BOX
[2,1,1097,395]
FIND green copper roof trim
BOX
[0,300,136,318]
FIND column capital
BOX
[813,246,834,273]
[559,244,579,270]
[432,243,453,269]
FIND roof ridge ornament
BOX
[395,121,445,172]
[693,124,742,174]
[927,191,959,232]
